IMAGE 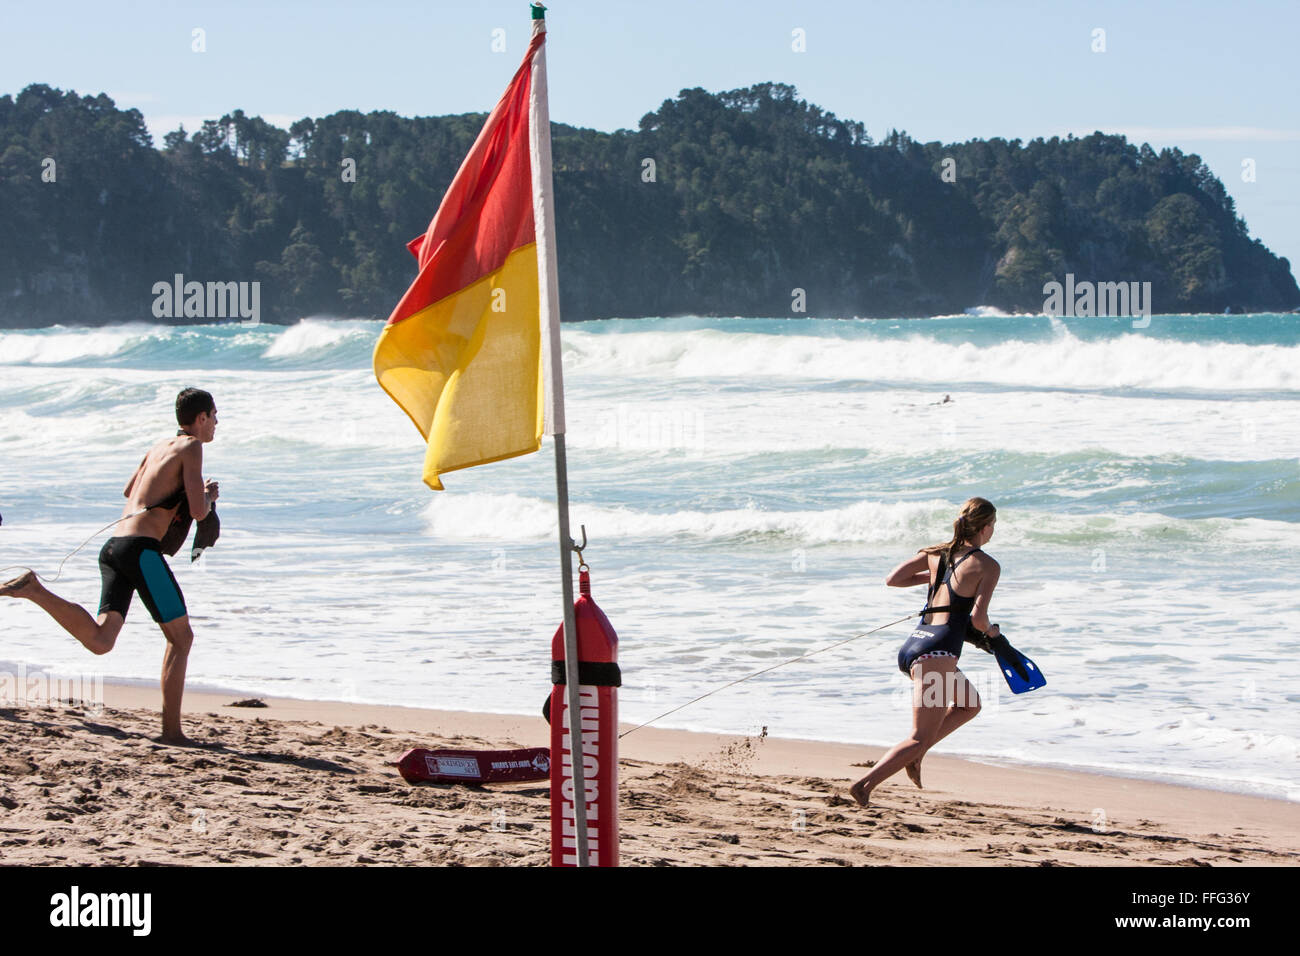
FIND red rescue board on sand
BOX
[396,747,550,785]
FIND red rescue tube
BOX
[396,747,550,785]
[549,568,620,866]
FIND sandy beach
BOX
[0,682,1295,867]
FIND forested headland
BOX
[1,81,1295,327]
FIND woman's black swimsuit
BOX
[897,548,981,675]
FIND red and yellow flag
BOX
[374,29,551,490]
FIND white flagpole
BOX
[529,3,591,866]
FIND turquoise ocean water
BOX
[1,312,1298,798]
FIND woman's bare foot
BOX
[849,779,872,807]
[0,570,37,599]
[156,732,194,746]
[906,760,923,789]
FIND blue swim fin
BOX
[990,635,1047,694]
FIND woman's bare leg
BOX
[906,668,981,787]
[851,658,957,806]
[1,571,123,654]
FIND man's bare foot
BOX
[849,780,872,808]
[906,760,923,789]
[0,570,37,599]
[156,732,194,746]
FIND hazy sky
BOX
[4,0,1298,270]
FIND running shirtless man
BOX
[1,388,219,744]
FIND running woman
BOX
[850,497,1000,806]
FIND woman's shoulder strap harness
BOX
[919,548,982,617]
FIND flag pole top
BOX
[531,2,547,19]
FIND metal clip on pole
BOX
[572,524,588,572]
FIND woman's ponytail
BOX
[923,497,997,561]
